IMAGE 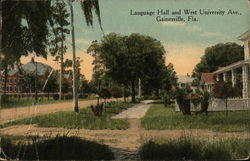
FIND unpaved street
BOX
[0,98,122,124]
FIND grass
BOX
[1,135,114,160]
[1,95,97,109]
[139,136,249,160]
[141,103,250,132]
[0,102,133,130]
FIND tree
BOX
[161,63,177,107]
[110,87,123,101]
[1,1,51,94]
[49,0,70,100]
[90,33,166,103]
[44,72,59,100]
[68,0,102,112]
[193,43,244,80]
[176,86,192,115]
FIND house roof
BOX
[213,59,250,74]
[20,61,53,76]
[177,75,194,84]
[238,30,250,40]
[201,73,215,85]
[7,61,53,77]
[8,69,18,76]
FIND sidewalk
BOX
[112,100,154,119]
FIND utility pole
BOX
[138,78,141,97]
[69,0,78,112]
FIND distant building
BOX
[200,73,215,93]
[0,60,53,93]
[177,75,194,88]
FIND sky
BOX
[21,0,250,80]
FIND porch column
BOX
[223,72,227,82]
[216,74,219,81]
[231,69,236,87]
[242,64,249,98]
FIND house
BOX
[213,30,250,99]
[200,73,215,93]
[177,75,194,88]
[0,60,53,93]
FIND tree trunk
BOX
[3,65,7,94]
[131,80,136,103]
[59,18,64,100]
[225,98,228,116]
[59,48,63,100]
[123,85,126,102]
[70,0,78,112]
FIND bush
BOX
[176,87,192,115]
[79,93,88,98]
[52,94,59,100]
[1,136,114,160]
[1,94,9,105]
[139,137,248,160]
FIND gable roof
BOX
[201,73,215,85]
[238,30,250,40]
[20,61,53,76]
[177,75,194,84]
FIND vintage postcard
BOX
[0,0,249,160]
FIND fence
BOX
[175,98,250,112]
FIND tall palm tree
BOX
[69,0,102,112]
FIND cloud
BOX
[162,21,185,26]
[184,25,202,32]
[200,31,223,37]
[75,38,91,46]
[162,21,201,32]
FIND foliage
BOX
[43,72,59,94]
[192,43,244,79]
[161,63,178,107]
[19,71,43,93]
[49,0,70,59]
[212,81,236,99]
[176,87,192,115]
[141,103,249,132]
[1,102,133,130]
[189,91,202,108]
[139,137,248,160]
[199,91,210,115]
[110,87,123,99]
[98,88,112,99]
[1,136,114,160]
[212,81,240,115]
[90,103,104,116]
[87,33,166,103]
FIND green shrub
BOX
[139,137,248,160]
[1,136,114,160]
[1,94,9,105]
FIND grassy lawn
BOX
[0,102,133,130]
[141,103,249,132]
[139,137,249,160]
[0,95,96,109]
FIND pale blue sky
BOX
[22,0,249,80]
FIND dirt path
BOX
[0,121,248,160]
[0,101,248,160]
[0,98,122,124]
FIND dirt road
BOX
[0,98,122,124]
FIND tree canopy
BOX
[87,33,167,102]
[192,43,244,79]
